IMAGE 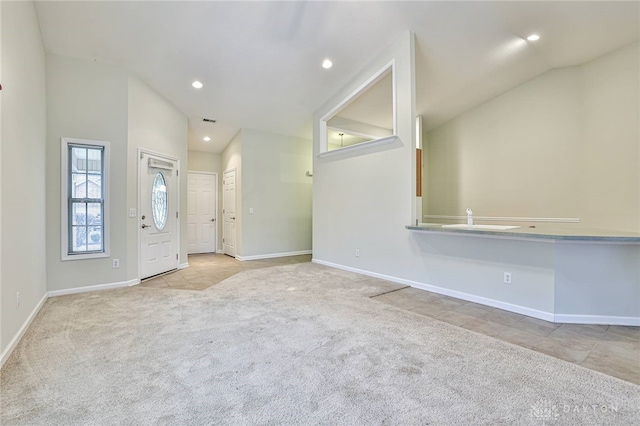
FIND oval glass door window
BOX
[152,172,168,230]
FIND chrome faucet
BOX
[466,208,473,228]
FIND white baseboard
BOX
[410,280,556,323]
[236,250,312,261]
[179,262,189,270]
[3,277,139,369]
[48,279,139,297]
[1,292,48,369]
[553,314,640,326]
[216,249,224,254]
[313,259,640,326]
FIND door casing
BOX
[222,168,237,257]
[187,171,218,254]
[138,148,181,279]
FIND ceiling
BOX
[34,1,639,153]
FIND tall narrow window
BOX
[61,138,110,260]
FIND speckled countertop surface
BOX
[406,223,640,242]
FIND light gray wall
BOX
[188,151,223,250]
[221,129,313,258]
[425,42,639,233]
[46,56,188,292]
[313,32,416,277]
[241,129,312,257]
[127,77,188,272]
[188,151,222,174]
[555,243,640,317]
[46,54,130,291]
[579,43,639,232]
[1,0,48,355]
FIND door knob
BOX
[141,224,149,229]
[210,218,215,222]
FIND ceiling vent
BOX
[202,118,216,123]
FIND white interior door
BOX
[222,169,236,257]
[187,172,217,254]
[140,153,179,279]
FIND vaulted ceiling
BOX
[35,1,639,153]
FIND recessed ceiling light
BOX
[322,59,333,69]
[203,136,211,142]
[526,34,540,42]
[192,80,204,89]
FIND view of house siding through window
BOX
[69,145,104,253]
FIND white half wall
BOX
[1,0,48,357]
[554,243,640,317]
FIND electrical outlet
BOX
[355,249,360,257]
[16,292,20,308]
[504,272,512,284]
[249,207,254,214]
[113,259,120,268]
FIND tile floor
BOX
[140,254,639,385]
[139,253,311,291]
[371,286,640,385]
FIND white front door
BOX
[222,169,236,257]
[187,172,217,254]
[140,152,179,279]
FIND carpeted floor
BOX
[1,263,638,425]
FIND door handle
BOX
[230,217,235,220]
[210,218,215,222]
[141,224,149,229]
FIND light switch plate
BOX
[129,208,136,218]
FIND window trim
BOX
[318,59,397,155]
[60,137,110,261]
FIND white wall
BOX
[127,77,188,271]
[46,54,130,292]
[1,0,48,356]
[188,151,223,250]
[425,42,639,232]
[313,32,416,277]
[241,129,312,257]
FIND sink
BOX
[442,224,521,230]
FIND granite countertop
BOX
[406,223,640,242]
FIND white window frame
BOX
[60,137,110,261]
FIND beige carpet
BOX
[1,263,638,425]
